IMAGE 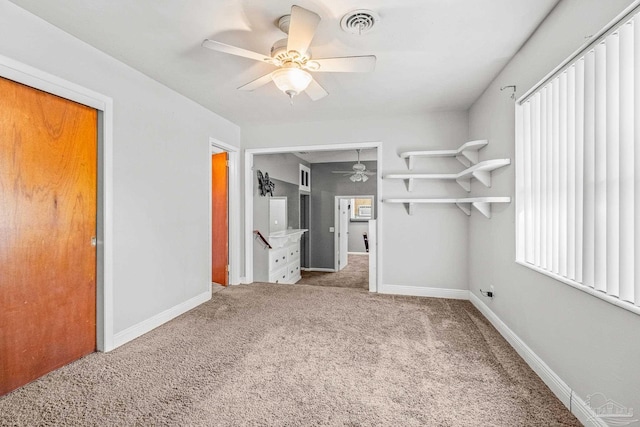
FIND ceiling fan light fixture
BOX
[272,67,312,98]
[350,174,359,182]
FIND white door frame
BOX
[0,54,115,351]
[210,138,241,285]
[334,195,375,271]
[244,141,382,293]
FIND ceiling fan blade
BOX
[287,5,321,55]
[312,56,377,73]
[202,39,271,63]
[238,72,274,91]
[305,78,328,101]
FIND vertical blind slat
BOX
[634,17,640,306]
[567,66,577,280]
[516,104,526,262]
[575,58,585,284]
[583,49,596,289]
[547,85,554,270]
[524,101,534,263]
[540,88,549,269]
[533,93,542,267]
[559,72,569,278]
[552,79,561,275]
[606,34,621,297]
[619,21,635,302]
[594,41,608,292]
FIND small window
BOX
[350,197,374,221]
[299,164,310,192]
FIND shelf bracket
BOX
[405,156,414,170]
[472,170,492,187]
[472,202,492,218]
[455,202,472,216]
[455,177,471,192]
[458,149,479,166]
[404,178,414,192]
[455,153,471,167]
[403,202,414,215]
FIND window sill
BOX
[515,260,640,317]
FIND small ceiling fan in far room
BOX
[332,149,376,182]
[201,5,377,102]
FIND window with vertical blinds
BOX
[516,7,640,315]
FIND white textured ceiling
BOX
[9,0,559,126]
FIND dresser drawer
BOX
[287,244,300,262]
[269,247,288,271]
[288,262,300,282]
[269,266,288,284]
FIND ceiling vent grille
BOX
[340,10,380,35]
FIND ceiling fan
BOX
[201,5,376,102]
[332,149,376,182]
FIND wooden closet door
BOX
[0,77,97,396]
[211,152,228,285]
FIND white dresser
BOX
[268,240,302,284]
[266,229,306,284]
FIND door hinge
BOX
[226,160,230,167]
[91,236,97,247]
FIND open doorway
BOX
[245,144,381,292]
[300,194,310,269]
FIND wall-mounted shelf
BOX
[400,140,488,169]
[383,197,511,218]
[384,158,510,192]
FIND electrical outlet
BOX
[329,227,335,233]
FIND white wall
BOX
[468,0,640,414]
[0,2,240,339]
[243,113,470,290]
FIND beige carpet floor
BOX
[0,284,579,426]
[298,253,369,289]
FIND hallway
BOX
[297,254,368,289]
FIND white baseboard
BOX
[348,251,369,255]
[302,267,336,272]
[380,284,469,300]
[469,292,604,427]
[113,290,211,349]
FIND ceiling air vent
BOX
[340,9,380,35]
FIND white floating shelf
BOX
[384,158,511,192]
[383,197,511,218]
[400,140,488,169]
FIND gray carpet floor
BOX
[0,284,579,426]
[298,253,369,289]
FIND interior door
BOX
[338,199,349,270]
[0,77,97,396]
[211,152,228,285]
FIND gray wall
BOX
[0,2,240,339]
[309,161,377,269]
[468,0,640,414]
[243,113,470,289]
[253,153,309,185]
